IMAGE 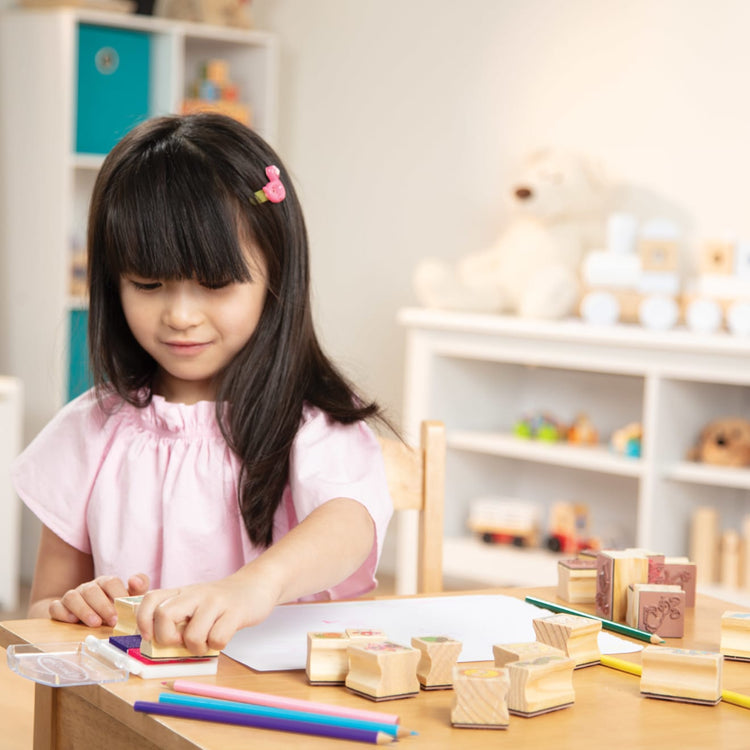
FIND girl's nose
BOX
[162,283,203,329]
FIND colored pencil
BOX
[158,692,414,738]
[601,654,750,710]
[165,679,400,724]
[134,701,393,744]
[525,596,665,644]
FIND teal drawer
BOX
[68,308,93,401]
[76,24,151,155]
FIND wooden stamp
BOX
[720,611,750,661]
[626,583,685,638]
[557,557,597,603]
[113,595,143,636]
[507,653,576,716]
[305,628,387,685]
[493,641,566,667]
[411,636,462,690]
[595,550,649,621]
[345,641,420,701]
[648,556,697,607]
[532,613,601,668]
[690,507,719,585]
[640,646,722,705]
[306,632,350,684]
[451,667,510,729]
[139,620,220,660]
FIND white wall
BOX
[250,0,750,425]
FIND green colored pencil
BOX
[525,595,665,644]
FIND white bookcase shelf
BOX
[0,7,278,444]
[396,306,750,595]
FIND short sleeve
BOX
[11,390,116,554]
[288,407,394,600]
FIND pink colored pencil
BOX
[165,680,400,725]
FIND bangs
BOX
[102,143,254,285]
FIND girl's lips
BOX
[163,341,211,355]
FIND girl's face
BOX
[119,249,267,404]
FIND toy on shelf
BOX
[413,148,609,319]
[720,611,750,661]
[181,58,251,125]
[610,421,642,458]
[690,506,750,589]
[640,645,722,705]
[513,412,567,442]
[580,215,682,331]
[532,613,601,668]
[156,0,253,28]
[411,636,463,690]
[545,501,599,554]
[566,413,599,445]
[467,497,541,547]
[683,239,750,335]
[626,583,685,638]
[345,641,420,701]
[451,667,510,729]
[687,416,750,467]
[557,557,597,603]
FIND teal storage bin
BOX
[76,24,151,155]
[68,309,93,401]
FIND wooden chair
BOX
[378,421,446,595]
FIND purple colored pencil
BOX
[133,701,393,744]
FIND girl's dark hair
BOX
[88,113,383,547]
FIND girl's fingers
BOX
[136,588,182,642]
[48,598,82,624]
[127,573,150,596]
[59,587,105,627]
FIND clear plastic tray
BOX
[6,640,130,687]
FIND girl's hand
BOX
[135,572,280,655]
[49,573,150,628]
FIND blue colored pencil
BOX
[133,701,393,744]
[158,692,413,738]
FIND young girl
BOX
[12,113,393,655]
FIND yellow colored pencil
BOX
[601,654,750,709]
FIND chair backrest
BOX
[378,420,445,594]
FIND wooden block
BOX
[626,583,685,638]
[690,506,719,585]
[648,556,697,607]
[532,613,601,668]
[451,667,510,729]
[507,653,576,716]
[345,641,420,701]
[113,595,143,636]
[493,641,566,667]
[700,240,735,275]
[640,645,722,705]
[306,632,350,684]
[557,557,597,603]
[411,636,462,689]
[638,238,679,272]
[139,620,219,659]
[345,628,388,643]
[720,529,741,589]
[720,611,750,661]
[595,550,649,621]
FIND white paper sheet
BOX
[222,594,641,672]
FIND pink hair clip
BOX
[254,165,286,204]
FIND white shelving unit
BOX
[0,7,278,444]
[396,306,750,596]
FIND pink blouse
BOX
[12,391,393,600]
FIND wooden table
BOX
[2,587,749,749]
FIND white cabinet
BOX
[397,307,750,595]
[0,8,278,444]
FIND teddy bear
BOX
[413,148,609,319]
[688,417,750,467]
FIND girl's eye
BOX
[200,280,232,290]
[131,280,162,291]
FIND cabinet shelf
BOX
[396,307,750,594]
[449,429,643,478]
[664,461,750,490]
